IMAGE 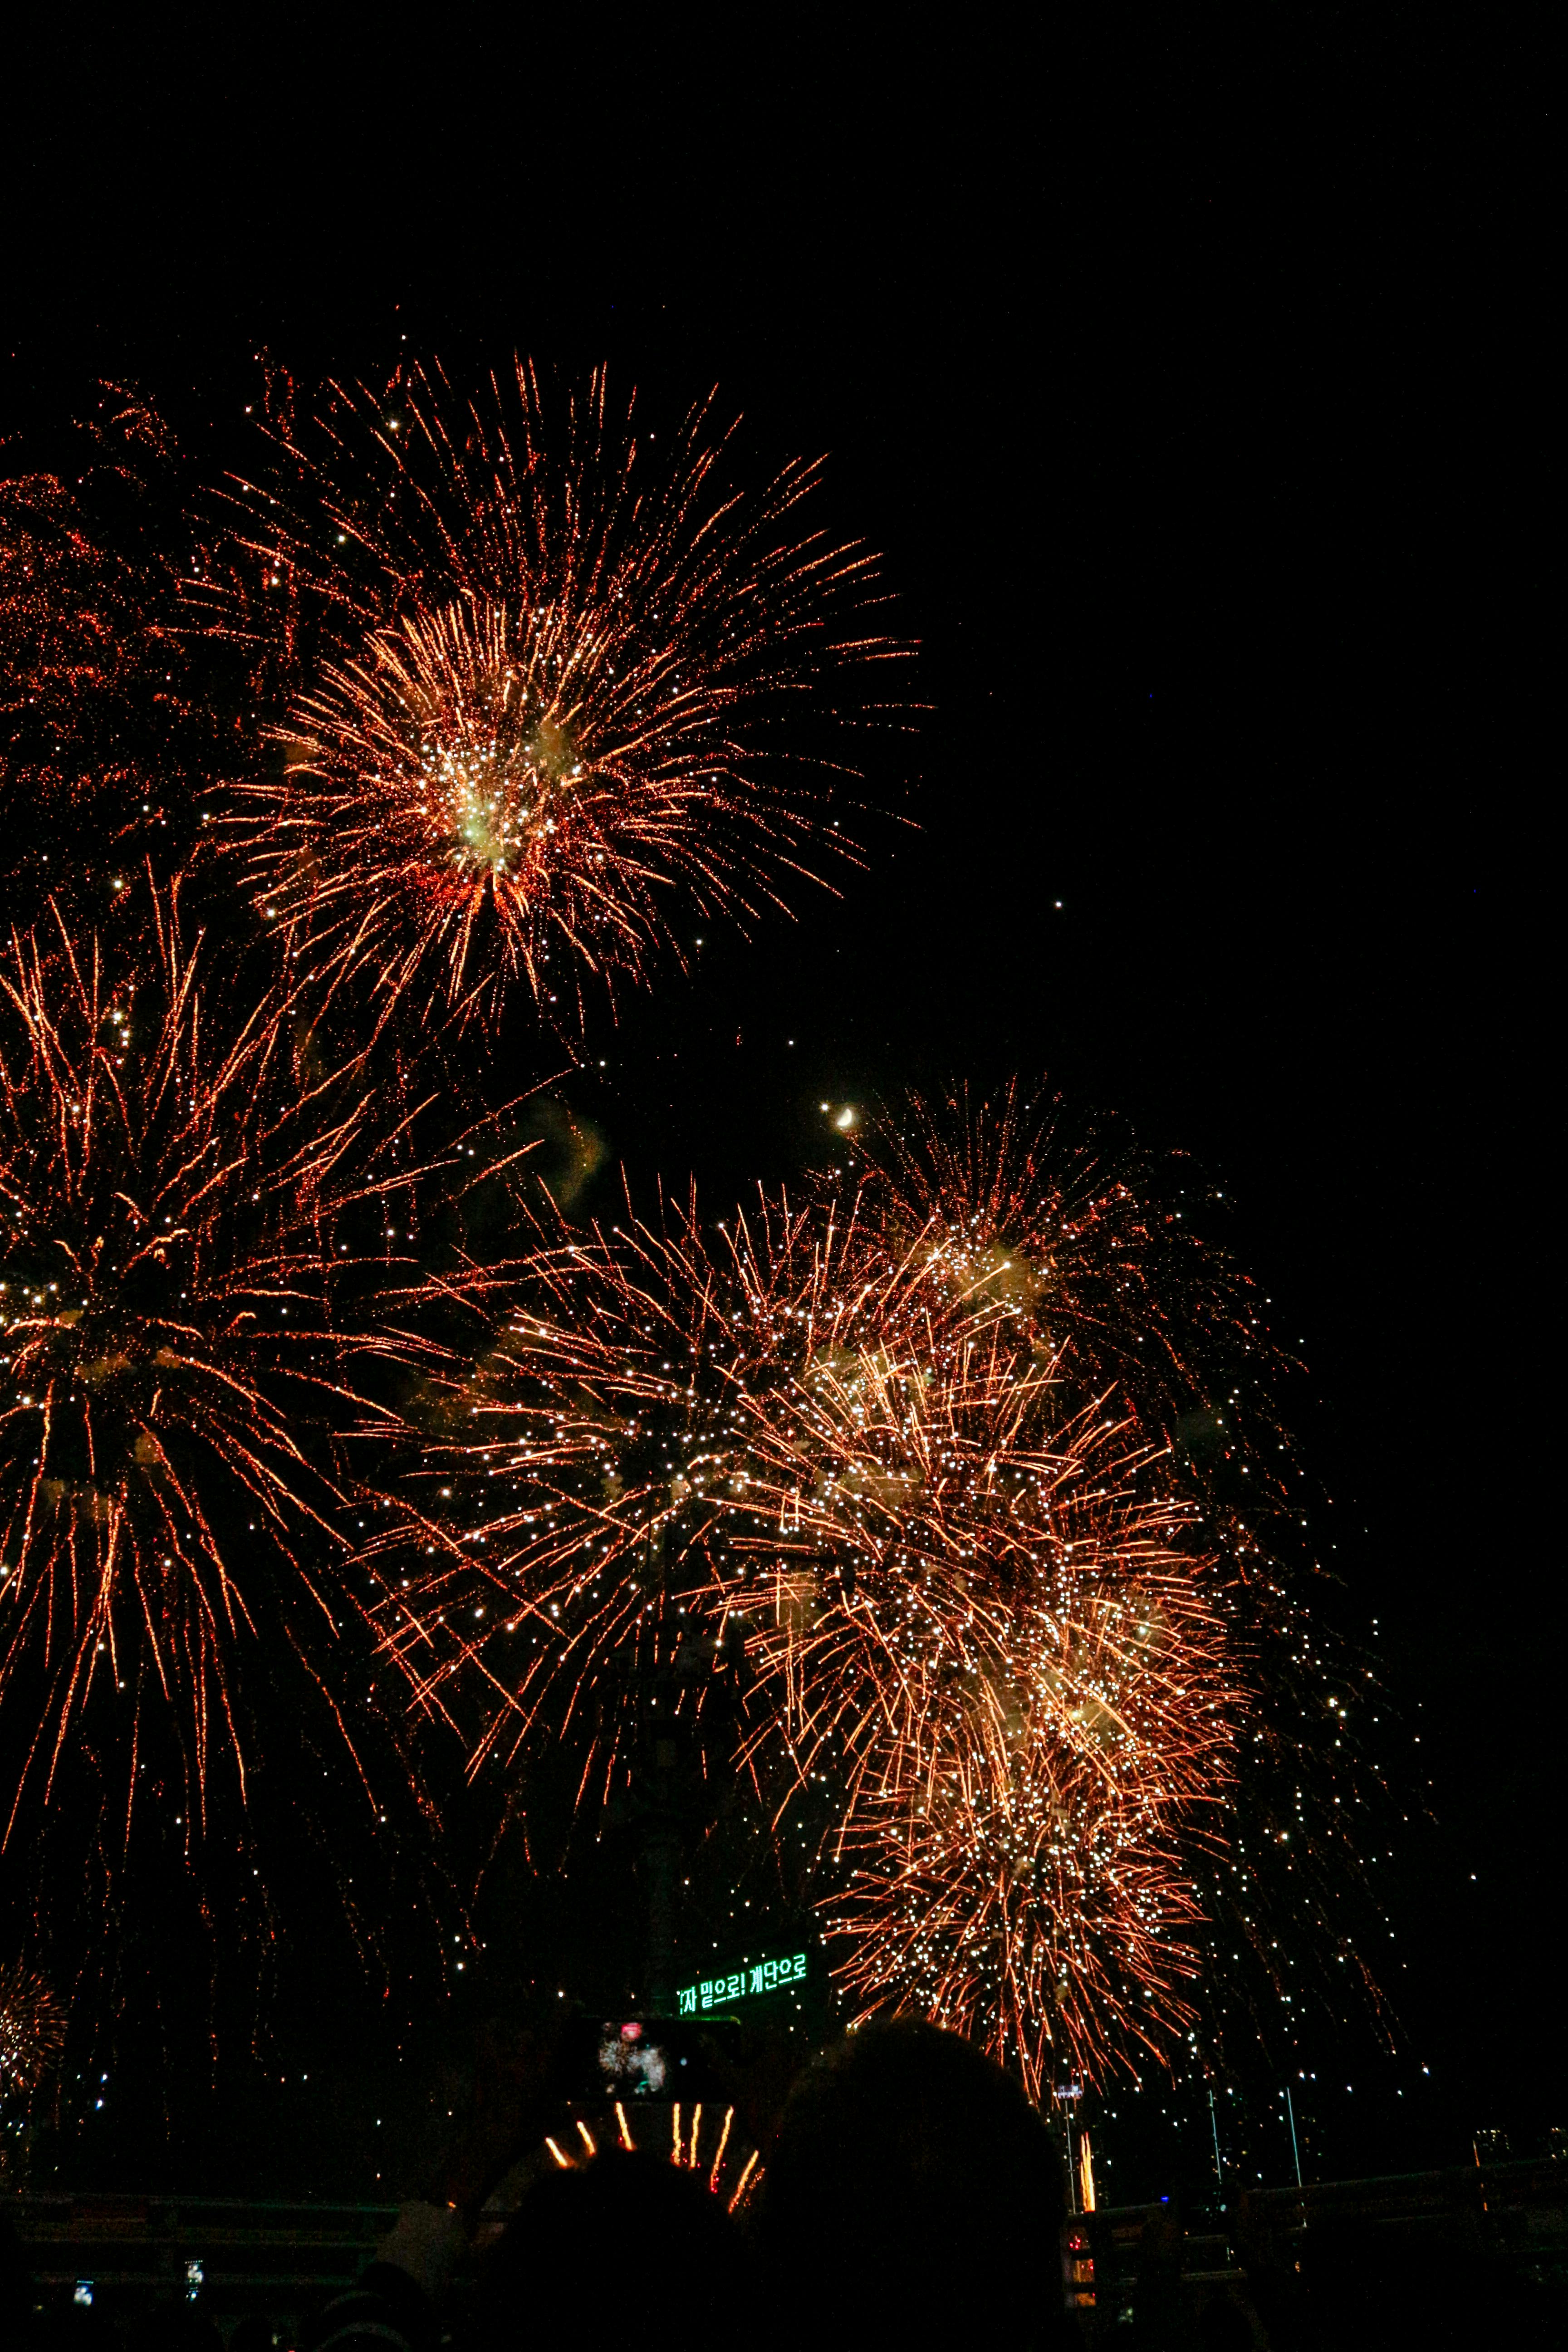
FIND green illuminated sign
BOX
[676,1949,810,2016]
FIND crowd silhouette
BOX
[2,2021,1559,2347]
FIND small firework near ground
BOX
[538,2096,762,2217]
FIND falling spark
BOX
[708,2105,734,2192]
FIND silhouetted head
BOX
[480,2146,746,2352]
[757,2019,1068,2348]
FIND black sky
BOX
[3,12,1548,2159]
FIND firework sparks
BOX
[539,2099,757,2208]
[0,466,145,811]
[0,871,465,1893]
[0,348,1385,2133]
[828,1711,1211,2096]
[369,1180,1246,2087]
[843,1082,1293,1446]
[211,360,909,1028]
[701,1236,1240,2092]
[365,1198,762,1788]
[0,1958,67,2099]
[1,390,218,918]
[826,1087,1388,2075]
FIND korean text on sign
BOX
[676,1952,808,2014]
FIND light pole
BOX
[1285,2085,1303,2189]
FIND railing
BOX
[9,2155,1566,2337]
[1073,2156,1568,2338]
[4,2192,398,2335]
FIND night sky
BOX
[3,17,1545,2189]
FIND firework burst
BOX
[0,871,464,1902]
[0,1958,67,2101]
[211,361,909,1028]
[833,1086,1389,2071]
[368,1181,1246,2085]
[829,1699,1210,2097]
[843,1082,1292,1450]
[701,1243,1240,2090]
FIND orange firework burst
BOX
[747,1348,1233,2091]
[212,361,909,1027]
[839,1087,1386,2068]
[0,871,458,1891]
[0,1957,67,2099]
[687,1221,1239,2091]
[368,1181,1246,2086]
[843,1081,1292,1448]
[830,1704,1210,2097]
